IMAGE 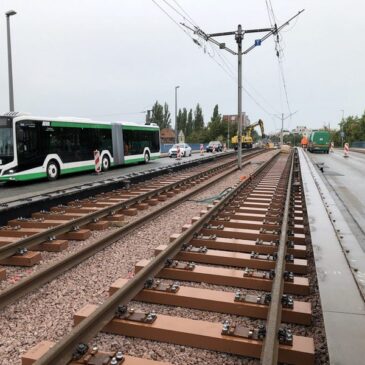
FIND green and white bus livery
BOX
[0,112,160,182]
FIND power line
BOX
[209,46,280,116]
[151,0,198,44]
[161,0,196,28]
[153,0,301,128]
[264,0,293,124]
[171,0,199,27]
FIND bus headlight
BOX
[4,168,16,175]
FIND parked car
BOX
[206,141,223,152]
[168,143,192,157]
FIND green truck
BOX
[308,130,330,153]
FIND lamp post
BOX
[6,10,17,112]
[174,86,180,144]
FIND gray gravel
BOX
[0,150,286,365]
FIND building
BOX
[160,128,176,144]
[292,126,312,137]
[223,113,251,127]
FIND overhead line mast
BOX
[182,9,304,169]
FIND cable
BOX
[154,0,280,119]
[171,0,199,27]
[264,0,293,124]
[151,0,199,44]
[161,0,196,28]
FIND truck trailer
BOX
[308,131,330,153]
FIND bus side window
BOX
[124,143,129,155]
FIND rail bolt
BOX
[116,351,124,361]
[278,328,293,346]
[144,278,154,288]
[116,305,128,318]
[258,324,266,339]
[72,343,89,360]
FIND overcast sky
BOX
[0,0,364,133]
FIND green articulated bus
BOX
[0,112,160,182]
[308,130,330,154]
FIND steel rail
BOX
[0,151,263,261]
[34,152,280,365]
[261,150,294,365]
[0,156,264,310]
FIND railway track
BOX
[22,149,326,365]
[0,150,238,225]
[0,149,266,309]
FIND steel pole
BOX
[280,113,284,146]
[175,86,179,144]
[227,120,230,149]
[6,13,15,112]
[236,24,243,169]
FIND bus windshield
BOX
[0,117,14,164]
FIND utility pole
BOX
[275,110,298,146]
[182,9,304,169]
[174,86,180,144]
[145,109,151,125]
[6,10,17,112]
[236,24,243,167]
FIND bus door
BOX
[16,121,44,171]
[112,123,124,165]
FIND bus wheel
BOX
[102,156,110,171]
[47,160,60,181]
[144,152,150,163]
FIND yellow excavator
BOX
[231,119,265,149]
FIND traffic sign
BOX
[255,39,262,46]
[340,131,345,138]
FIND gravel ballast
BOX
[0,150,326,365]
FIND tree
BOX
[181,108,188,135]
[176,108,187,136]
[188,128,210,143]
[176,108,183,134]
[207,104,225,141]
[163,102,171,129]
[193,103,204,131]
[151,101,171,129]
[186,109,193,137]
[151,101,163,128]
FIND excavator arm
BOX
[231,119,265,149]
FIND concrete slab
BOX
[309,149,365,250]
[299,148,365,365]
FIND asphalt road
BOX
[307,148,365,250]
[0,152,227,203]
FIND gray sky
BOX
[0,0,364,133]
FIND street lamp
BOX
[6,9,17,112]
[174,85,180,144]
